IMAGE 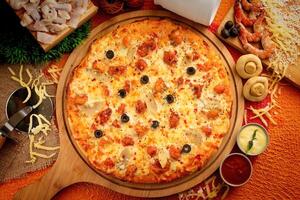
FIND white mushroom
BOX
[158,148,169,168]
[236,54,263,79]
[243,76,269,102]
[37,32,55,44]
[185,128,202,145]
[20,13,33,27]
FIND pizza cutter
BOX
[0,106,33,143]
[2,87,54,139]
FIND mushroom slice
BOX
[158,148,169,168]
[144,91,158,115]
[236,54,263,79]
[36,32,55,44]
[20,13,33,27]
[120,147,132,163]
[243,76,268,102]
[185,128,202,145]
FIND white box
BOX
[154,0,221,26]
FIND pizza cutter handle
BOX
[13,163,69,200]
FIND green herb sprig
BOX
[246,129,258,153]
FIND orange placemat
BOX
[1,0,300,200]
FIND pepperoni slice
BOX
[125,164,137,177]
[202,125,212,136]
[117,103,126,114]
[73,95,88,105]
[121,136,134,146]
[169,110,180,128]
[137,38,156,57]
[154,78,166,94]
[163,51,177,66]
[97,108,112,125]
[193,84,203,99]
[108,65,126,76]
[124,80,131,93]
[214,84,226,94]
[135,100,147,114]
[207,109,219,119]
[135,59,147,71]
[169,145,181,160]
[134,123,149,137]
[147,146,157,157]
[169,29,183,46]
[103,158,115,168]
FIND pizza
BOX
[66,19,233,183]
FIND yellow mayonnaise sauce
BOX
[238,124,268,155]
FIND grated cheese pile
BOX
[8,66,59,163]
[261,0,300,85]
[178,176,229,200]
[47,64,63,84]
[247,81,282,127]
[244,0,299,127]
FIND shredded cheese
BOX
[247,83,282,127]
[26,114,59,163]
[261,0,300,81]
[8,65,59,164]
[9,65,32,103]
[47,64,62,84]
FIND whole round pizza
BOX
[66,19,233,183]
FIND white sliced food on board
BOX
[28,20,49,32]
[9,0,89,43]
[9,0,29,10]
[58,10,71,20]
[37,32,55,44]
[20,13,34,27]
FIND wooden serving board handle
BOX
[13,129,90,200]
[14,163,66,200]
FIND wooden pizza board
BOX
[5,0,98,52]
[14,10,244,200]
[217,7,300,88]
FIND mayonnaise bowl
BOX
[237,123,269,156]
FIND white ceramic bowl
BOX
[237,123,269,156]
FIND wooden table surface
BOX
[0,0,299,200]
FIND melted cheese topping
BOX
[66,19,232,183]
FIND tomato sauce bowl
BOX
[219,153,253,187]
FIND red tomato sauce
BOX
[221,154,252,185]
